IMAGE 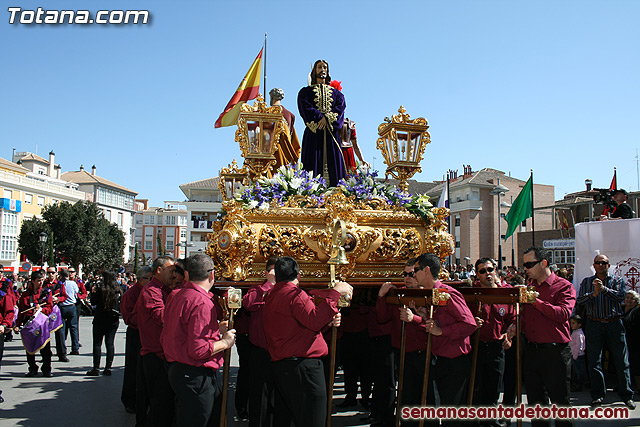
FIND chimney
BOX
[585,179,592,192]
[80,165,84,171]
[55,165,61,180]
[91,165,96,176]
[48,150,55,177]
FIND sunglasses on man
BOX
[523,260,542,269]
[478,267,495,275]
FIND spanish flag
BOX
[214,48,263,128]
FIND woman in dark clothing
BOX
[86,271,121,376]
[623,290,640,392]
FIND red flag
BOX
[214,49,263,128]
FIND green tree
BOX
[18,200,125,273]
[17,218,49,266]
[157,233,164,256]
[133,243,139,274]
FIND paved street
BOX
[0,316,639,426]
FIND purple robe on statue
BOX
[298,84,347,187]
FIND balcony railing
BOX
[0,170,85,200]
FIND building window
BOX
[180,229,186,239]
[145,240,152,250]
[24,194,33,204]
[150,215,155,225]
[455,241,460,248]
[104,210,112,222]
[37,196,45,207]
[454,216,460,227]
[3,189,12,199]
[117,212,123,227]
[166,240,174,251]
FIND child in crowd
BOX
[570,314,586,391]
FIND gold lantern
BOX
[235,95,289,181]
[376,106,431,193]
[218,159,249,201]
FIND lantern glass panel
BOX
[247,121,260,153]
[409,133,421,163]
[261,121,276,153]
[396,131,409,161]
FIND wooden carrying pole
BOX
[394,295,408,427]
[418,304,435,427]
[219,309,235,427]
[326,323,338,427]
[467,303,483,406]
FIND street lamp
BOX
[39,231,48,267]
[490,180,509,270]
[176,241,194,258]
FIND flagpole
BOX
[263,32,267,100]
[447,171,452,268]
[530,170,535,247]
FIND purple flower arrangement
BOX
[233,162,435,224]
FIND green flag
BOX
[504,175,533,240]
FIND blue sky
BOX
[2,0,639,206]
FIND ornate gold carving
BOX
[218,159,249,200]
[367,228,423,262]
[258,225,317,261]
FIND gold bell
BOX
[328,245,349,265]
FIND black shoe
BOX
[125,407,136,414]
[25,370,38,377]
[237,409,249,421]
[58,355,69,362]
[625,399,636,410]
[590,398,603,408]
[86,368,100,376]
[102,369,112,376]
[42,371,53,378]
[337,399,357,409]
[70,350,80,355]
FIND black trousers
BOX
[121,326,140,409]
[522,342,574,427]
[396,349,426,426]
[502,340,518,406]
[168,362,221,427]
[249,344,292,427]
[272,357,326,427]
[92,316,119,369]
[473,340,505,406]
[142,353,175,427]
[432,353,471,427]
[340,330,373,402]
[235,332,251,415]
[26,341,52,374]
[136,352,149,427]
[371,334,395,426]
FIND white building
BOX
[62,165,138,263]
[1,152,86,272]
[179,177,223,255]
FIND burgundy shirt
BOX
[470,281,516,342]
[161,282,224,370]
[0,281,15,328]
[244,280,273,349]
[376,289,428,353]
[368,307,392,337]
[342,305,369,334]
[431,282,477,358]
[44,278,67,304]
[262,281,339,361]
[522,272,575,344]
[121,281,143,328]
[136,278,172,358]
[17,287,53,326]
